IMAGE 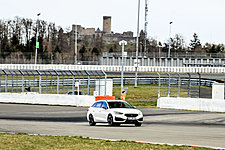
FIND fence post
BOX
[5,74,8,93]
[70,71,75,95]
[0,74,2,93]
[102,70,107,96]
[38,73,42,94]
[19,70,25,93]
[177,73,181,97]
[197,73,201,98]
[85,71,91,96]
[166,73,170,97]
[157,73,161,98]
[187,73,191,97]
[224,78,225,100]
[57,75,60,94]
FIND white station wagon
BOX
[87,100,143,126]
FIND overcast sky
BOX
[0,0,225,45]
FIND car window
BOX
[92,102,97,107]
[95,102,102,108]
[108,101,133,108]
[101,102,108,109]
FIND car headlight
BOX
[138,111,143,116]
[114,111,123,115]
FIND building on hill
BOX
[71,16,136,43]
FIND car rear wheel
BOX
[89,114,96,126]
[107,114,115,126]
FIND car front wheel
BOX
[89,114,96,126]
[107,114,115,126]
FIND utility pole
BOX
[119,40,127,95]
[144,0,149,56]
[135,0,140,88]
[74,25,78,65]
[35,13,40,64]
[168,21,173,58]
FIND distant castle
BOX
[71,16,136,43]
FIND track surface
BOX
[0,103,225,149]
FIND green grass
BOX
[113,86,188,107]
[0,133,212,150]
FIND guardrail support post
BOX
[72,75,75,95]
[187,73,191,97]
[157,73,161,98]
[5,75,8,93]
[102,70,107,96]
[197,72,201,98]
[39,75,42,94]
[57,75,59,94]
[166,73,170,97]
[177,73,181,97]
[22,75,24,93]
[0,75,1,93]
[224,78,225,100]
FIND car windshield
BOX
[108,101,133,109]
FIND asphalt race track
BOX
[0,103,225,149]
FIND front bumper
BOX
[114,115,143,124]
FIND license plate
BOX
[127,117,136,120]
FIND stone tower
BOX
[103,16,111,34]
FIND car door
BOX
[93,102,103,122]
[98,102,109,122]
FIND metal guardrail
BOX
[112,78,214,87]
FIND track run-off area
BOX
[0,103,225,149]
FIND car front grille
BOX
[115,117,125,121]
[125,114,138,117]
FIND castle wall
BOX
[81,28,95,35]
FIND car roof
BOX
[96,100,126,103]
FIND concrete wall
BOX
[0,93,95,107]
[212,83,224,100]
[157,97,225,112]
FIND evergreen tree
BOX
[189,33,202,52]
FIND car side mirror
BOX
[133,106,136,109]
[102,106,107,110]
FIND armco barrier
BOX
[157,97,225,112]
[1,64,225,73]
[0,93,95,107]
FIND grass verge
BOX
[0,133,212,150]
[113,86,188,107]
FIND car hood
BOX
[110,108,142,114]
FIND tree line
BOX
[0,17,225,64]
[138,31,225,56]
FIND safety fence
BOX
[0,69,107,96]
[156,73,215,99]
[1,64,225,73]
